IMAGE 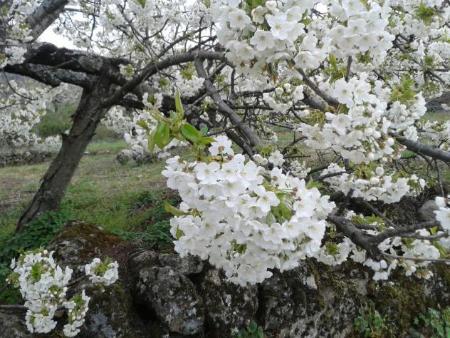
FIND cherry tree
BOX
[1,0,450,292]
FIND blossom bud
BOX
[266,1,277,11]
[375,167,384,176]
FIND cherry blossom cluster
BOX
[263,83,304,113]
[0,0,38,67]
[8,250,119,337]
[208,0,448,164]
[298,73,428,163]
[435,195,450,233]
[62,290,91,337]
[0,81,63,154]
[58,0,208,59]
[84,258,119,286]
[174,74,205,97]
[318,210,446,281]
[374,232,441,280]
[321,163,426,204]
[163,136,335,285]
[419,119,450,151]
[210,0,393,75]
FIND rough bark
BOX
[395,135,450,163]
[16,77,113,230]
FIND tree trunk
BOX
[16,80,112,231]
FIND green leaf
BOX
[136,119,149,131]
[148,130,156,152]
[416,3,435,25]
[245,0,266,10]
[401,150,417,159]
[175,92,184,117]
[175,228,184,240]
[135,0,146,8]
[181,123,202,143]
[200,126,209,135]
[272,201,293,222]
[164,202,187,217]
[306,179,324,190]
[198,136,214,145]
[154,122,170,148]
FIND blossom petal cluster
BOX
[9,250,72,334]
[8,250,119,337]
[322,163,425,203]
[163,136,335,285]
[103,105,186,163]
[317,211,445,281]
[85,258,119,286]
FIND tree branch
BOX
[194,58,260,151]
[395,135,450,163]
[26,0,69,39]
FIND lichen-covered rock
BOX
[158,253,204,275]
[0,310,32,338]
[260,272,294,332]
[7,219,447,338]
[74,281,151,338]
[47,221,152,338]
[273,265,362,338]
[201,269,258,337]
[133,266,204,336]
[0,150,54,167]
[128,250,203,277]
[48,221,123,270]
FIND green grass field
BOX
[0,140,167,241]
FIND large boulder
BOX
[128,251,205,336]
[200,269,259,337]
[259,272,295,332]
[0,310,32,338]
[48,221,152,338]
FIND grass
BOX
[425,110,450,123]
[86,139,127,154]
[0,140,167,242]
[34,103,75,138]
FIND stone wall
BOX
[1,222,449,338]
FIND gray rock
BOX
[76,282,151,338]
[0,149,54,167]
[0,310,32,338]
[158,253,204,275]
[116,150,132,165]
[201,269,258,337]
[128,250,204,276]
[134,266,204,336]
[418,200,439,222]
[128,250,160,274]
[260,273,294,331]
[48,222,152,338]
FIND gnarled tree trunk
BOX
[16,79,113,231]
